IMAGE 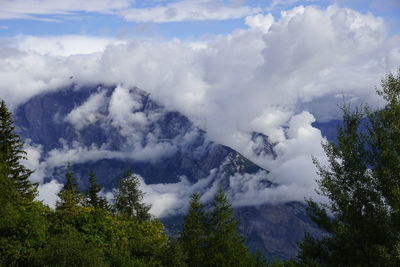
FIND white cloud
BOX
[3,5,400,215]
[245,13,275,33]
[21,141,63,208]
[17,35,127,57]
[0,0,133,20]
[44,141,176,167]
[21,141,47,184]
[226,112,328,206]
[140,174,210,217]
[65,88,108,129]
[121,0,262,22]
[37,179,63,208]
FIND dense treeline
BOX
[0,99,267,266]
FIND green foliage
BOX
[161,239,188,267]
[113,170,151,222]
[181,193,207,267]
[0,100,36,202]
[249,250,268,267]
[56,163,83,216]
[268,259,298,267]
[207,189,250,267]
[298,70,400,266]
[0,100,47,266]
[0,101,169,266]
[86,169,109,210]
[180,189,257,267]
[42,224,108,267]
[0,201,50,266]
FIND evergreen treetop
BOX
[56,163,82,213]
[86,169,109,210]
[0,100,36,202]
[113,170,151,222]
[298,70,400,266]
[181,193,207,267]
[207,188,249,267]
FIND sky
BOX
[0,0,400,216]
[0,0,399,38]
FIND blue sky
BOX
[0,0,398,39]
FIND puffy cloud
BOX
[21,141,47,184]
[121,0,262,23]
[108,85,149,138]
[245,13,275,33]
[226,112,328,207]
[21,141,63,208]
[37,179,63,208]
[3,5,400,214]
[65,89,108,130]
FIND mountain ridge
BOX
[13,84,322,259]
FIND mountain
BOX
[15,85,264,188]
[13,84,321,259]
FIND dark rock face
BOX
[236,203,323,259]
[14,85,265,188]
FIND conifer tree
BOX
[181,193,207,267]
[113,170,151,221]
[56,163,81,212]
[0,102,48,265]
[207,189,249,267]
[86,169,109,210]
[298,70,400,266]
[0,100,36,201]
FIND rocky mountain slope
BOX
[13,84,321,259]
[15,85,264,188]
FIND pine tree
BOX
[56,163,81,213]
[113,170,151,222]
[0,100,36,202]
[207,189,250,267]
[298,70,400,266]
[181,193,207,267]
[86,169,109,210]
[0,102,48,265]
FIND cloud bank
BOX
[1,5,399,214]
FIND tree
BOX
[181,193,207,267]
[298,70,400,266]
[113,170,151,222]
[86,169,109,210]
[0,100,36,202]
[0,101,49,266]
[56,163,82,213]
[43,224,108,267]
[162,238,188,267]
[206,189,250,267]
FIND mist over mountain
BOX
[11,84,324,258]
